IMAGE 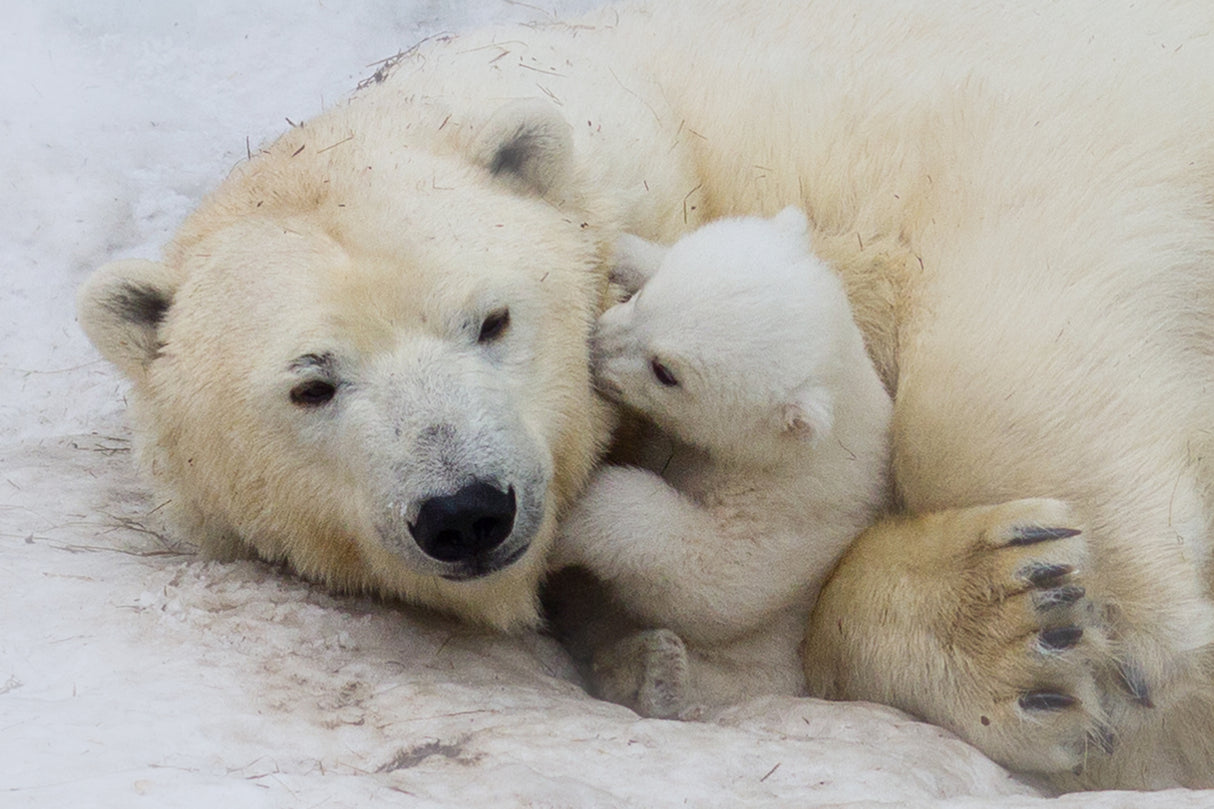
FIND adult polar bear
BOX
[76,0,1213,792]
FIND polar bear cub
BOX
[555,207,893,715]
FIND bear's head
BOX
[593,208,849,465]
[77,98,616,630]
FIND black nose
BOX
[409,481,517,563]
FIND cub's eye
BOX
[651,358,679,387]
[478,308,511,343]
[290,379,337,407]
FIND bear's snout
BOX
[408,481,519,575]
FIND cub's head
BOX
[593,208,850,463]
[77,98,615,630]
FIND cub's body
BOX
[556,209,891,712]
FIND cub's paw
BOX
[592,628,690,720]
[931,499,1112,774]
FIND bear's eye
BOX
[651,358,679,387]
[290,379,337,407]
[478,308,511,344]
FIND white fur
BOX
[554,209,892,708]
[75,0,1214,788]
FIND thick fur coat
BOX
[77,0,1214,790]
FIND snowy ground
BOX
[3,1,1212,806]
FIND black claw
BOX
[1008,525,1083,546]
[1019,691,1077,711]
[1023,563,1076,588]
[1039,626,1084,651]
[1117,661,1155,708]
[1090,725,1117,755]
[1034,585,1085,609]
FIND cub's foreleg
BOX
[554,465,765,645]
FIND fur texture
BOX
[77,0,1214,789]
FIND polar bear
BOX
[76,0,1214,791]
[552,208,891,716]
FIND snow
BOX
[1,1,1210,806]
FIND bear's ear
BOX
[780,382,834,444]
[610,233,669,296]
[773,206,812,247]
[76,258,180,381]
[475,99,574,198]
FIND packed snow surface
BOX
[3,1,1211,806]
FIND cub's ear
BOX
[780,382,834,444]
[76,258,180,381]
[610,233,669,296]
[475,99,573,198]
[773,206,812,247]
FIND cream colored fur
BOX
[77,0,1214,789]
[553,209,891,714]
